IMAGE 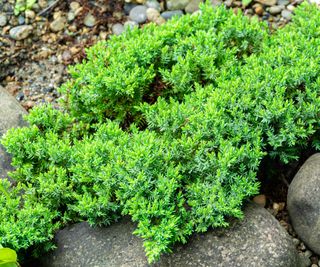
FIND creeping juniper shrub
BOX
[2,2,320,263]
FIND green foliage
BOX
[2,2,320,264]
[0,247,18,267]
[14,0,36,16]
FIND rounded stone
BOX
[129,5,147,24]
[0,13,7,27]
[50,17,66,32]
[288,154,320,256]
[185,0,202,14]
[83,13,96,27]
[281,9,292,20]
[146,0,161,11]
[269,5,283,15]
[124,20,139,30]
[146,7,160,22]
[9,25,33,40]
[167,0,191,10]
[112,23,124,35]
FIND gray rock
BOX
[129,5,148,24]
[146,0,161,11]
[269,5,283,15]
[112,23,124,35]
[281,9,292,19]
[50,17,66,32]
[0,86,27,180]
[0,13,7,27]
[161,10,184,20]
[288,153,320,256]
[124,20,139,30]
[167,0,191,10]
[185,0,202,13]
[83,13,96,27]
[124,3,138,15]
[9,25,33,40]
[17,15,25,25]
[38,202,300,267]
[277,0,289,5]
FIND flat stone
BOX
[167,0,191,10]
[37,202,301,266]
[255,0,277,6]
[9,25,33,40]
[0,86,27,180]
[161,10,184,20]
[129,5,148,24]
[269,5,283,15]
[288,154,320,256]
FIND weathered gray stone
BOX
[38,202,300,267]
[288,153,320,256]
[161,10,184,20]
[167,0,191,10]
[0,86,27,180]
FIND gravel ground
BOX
[0,0,319,266]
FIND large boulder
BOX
[0,86,27,180]
[38,202,300,267]
[288,153,320,255]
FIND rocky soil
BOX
[1,0,320,266]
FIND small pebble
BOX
[311,264,318,267]
[25,10,36,19]
[185,0,202,14]
[253,194,266,207]
[281,9,292,20]
[146,0,161,11]
[112,23,124,35]
[124,20,139,30]
[292,238,300,246]
[16,91,25,101]
[0,13,7,27]
[304,250,313,258]
[277,0,289,5]
[70,1,81,11]
[287,4,295,11]
[84,13,96,27]
[9,25,33,40]
[253,4,264,16]
[161,10,184,20]
[129,5,147,24]
[124,3,138,15]
[50,17,66,32]
[146,8,160,22]
[269,6,283,15]
[18,15,25,25]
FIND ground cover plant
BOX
[1,1,320,263]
